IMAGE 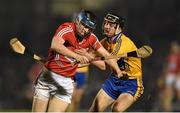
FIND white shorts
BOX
[34,67,74,103]
[165,73,180,89]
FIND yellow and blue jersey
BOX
[101,33,143,101]
[101,33,142,78]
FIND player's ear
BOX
[115,24,121,35]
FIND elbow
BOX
[51,44,61,52]
[50,44,57,51]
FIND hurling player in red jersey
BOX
[161,41,180,111]
[32,10,122,112]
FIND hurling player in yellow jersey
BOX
[89,13,144,112]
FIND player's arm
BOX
[75,49,106,70]
[96,46,122,77]
[91,60,106,70]
[51,36,77,58]
[51,36,89,64]
[88,49,106,70]
[78,61,106,70]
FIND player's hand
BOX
[116,70,127,78]
[74,49,87,55]
[75,54,89,64]
[74,49,95,61]
[116,70,123,78]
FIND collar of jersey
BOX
[111,32,122,44]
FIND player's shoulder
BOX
[55,22,75,34]
[57,22,75,30]
[121,33,137,49]
[122,34,132,41]
[121,34,135,44]
[87,33,99,42]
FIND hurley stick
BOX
[10,38,45,62]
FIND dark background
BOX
[0,0,179,111]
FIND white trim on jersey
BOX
[92,40,98,49]
[57,27,73,38]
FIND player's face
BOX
[103,20,117,37]
[76,22,92,37]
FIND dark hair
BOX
[104,13,125,28]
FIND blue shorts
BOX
[102,73,144,100]
[74,72,88,89]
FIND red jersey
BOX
[167,53,180,74]
[45,22,102,77]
